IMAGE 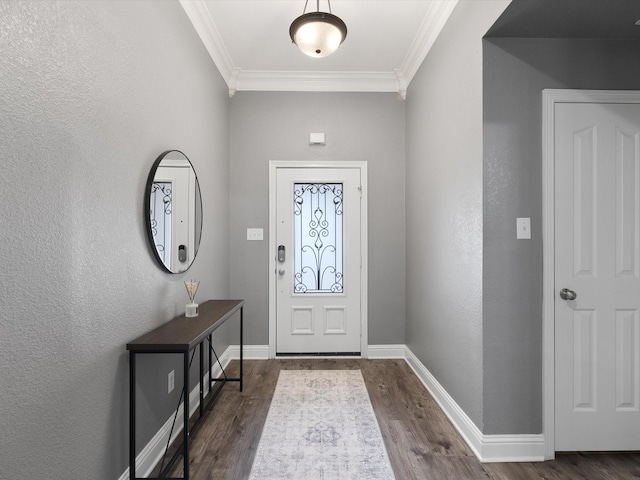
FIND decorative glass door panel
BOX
[293,183,343,294]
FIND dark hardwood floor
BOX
[167,359,640,479]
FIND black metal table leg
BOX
[240,307,243,392]
[208,334,212,394]
[199,343,204,418]
[129,351,136,479]
[183,350,190,480]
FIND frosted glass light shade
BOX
[290,12,347,58]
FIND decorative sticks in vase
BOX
[184,280,199,317]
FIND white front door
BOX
[274,166,363,354]
[554,101,640,451]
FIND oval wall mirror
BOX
[144,150,203,273]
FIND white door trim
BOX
[542,89,640,459]
[268,161,368,359]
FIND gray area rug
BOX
[249,369,395,480]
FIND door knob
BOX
[278,269,285,276]
[559,288,577,301]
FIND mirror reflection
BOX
[145,150,202,273]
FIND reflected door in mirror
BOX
[145,150,202,273]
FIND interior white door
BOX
[276,167,362,354]
[555,102,640,451]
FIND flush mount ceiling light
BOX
[289,0,347,58]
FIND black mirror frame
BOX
[144,150,203,274]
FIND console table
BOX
[127,299,244,480]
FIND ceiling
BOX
[179,0,458,98]
[180,0,640,98]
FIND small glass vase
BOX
[185,302,199,317]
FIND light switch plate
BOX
[517,218,531,239]
[247,228,263,241]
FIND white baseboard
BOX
[243,345,402,359]
[403,346,545,463]
[480,434,546,463]
[227,343,269,359]
[367,344,406,359]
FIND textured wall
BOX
[229,92,406,347]
[405,0,510,430]
[483,37,640,434]
[0,1,230,478]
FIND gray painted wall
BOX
[405,0,510,430]
[229,92,406,347]
[0,1,230,478]
[483,37,640,434]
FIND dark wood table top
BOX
[126,299,244,352]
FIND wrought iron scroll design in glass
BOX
[150,182,172,268]
[293,183,343,293]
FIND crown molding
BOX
[180,0,458,98]
[233,70,403,97]
[179,0,235,82]
[401,0,459,85]
[394,69,408,100]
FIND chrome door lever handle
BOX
[559,288,577,301]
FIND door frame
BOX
[268,161,368,359]
[542,89,640,459]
